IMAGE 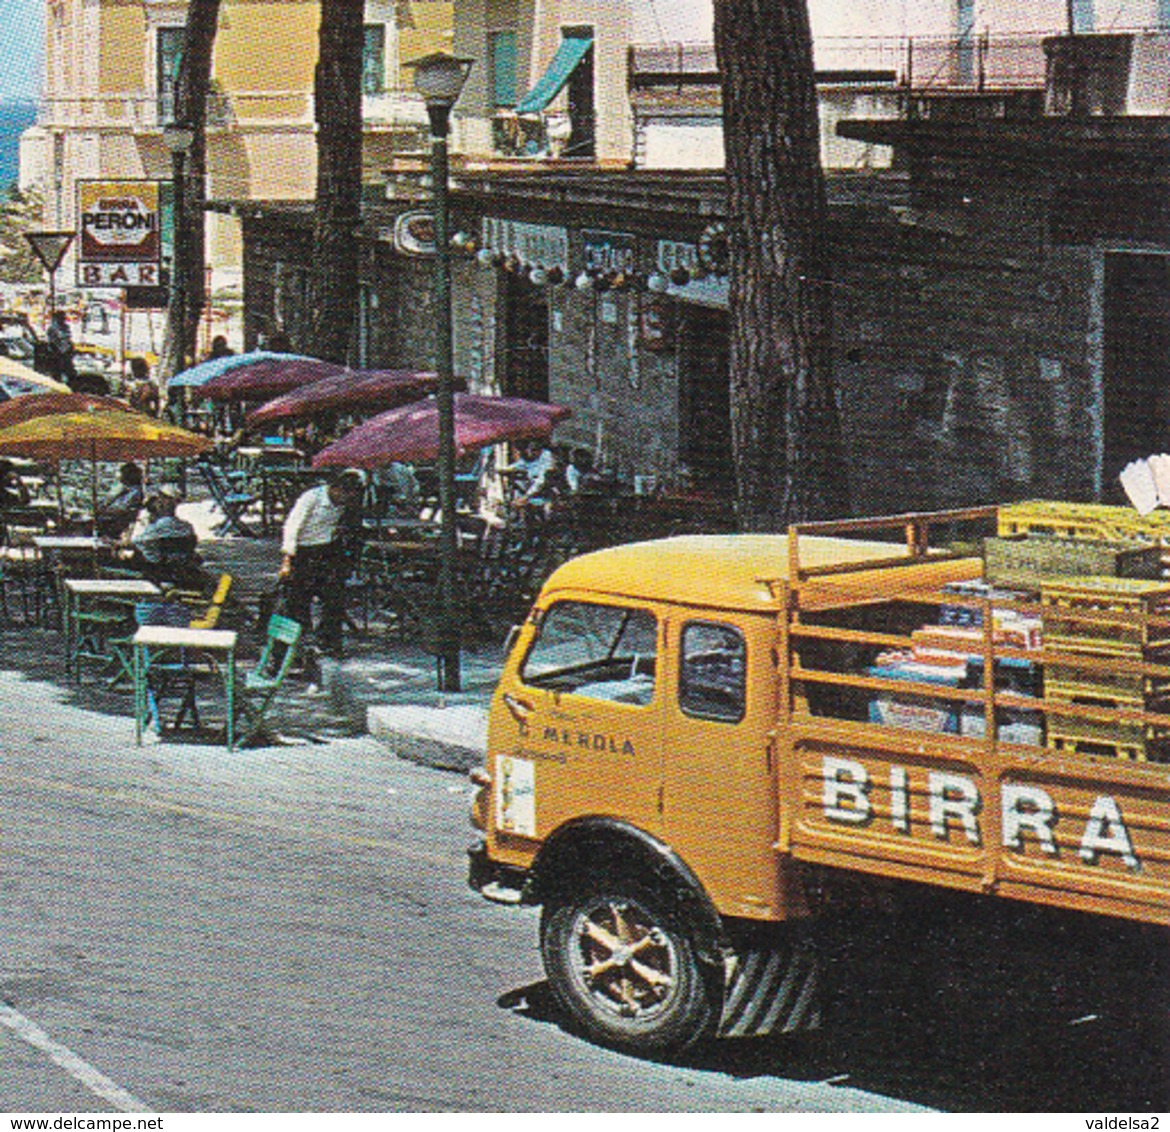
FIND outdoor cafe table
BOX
[133,626,238,749]
[62,577,160,677]
[1,500,58,531]
[32,535,114,625]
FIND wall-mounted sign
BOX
[390,209,437,257]
[76,180,161,286]
[583,230,636,276]
[697,221,730,275]
[394,210,437,257]
[481,218,568,272]
[657,240,699,277]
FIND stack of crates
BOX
[999,500,1170,562]
[1041,576,1170,761]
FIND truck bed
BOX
[776,508,1170,927]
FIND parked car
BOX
[0,314,51,374]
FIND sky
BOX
[0,0,42,101]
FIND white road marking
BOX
[0,1004,151,1113]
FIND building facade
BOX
[24,0,452,297]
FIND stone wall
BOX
[829,180,1099,515]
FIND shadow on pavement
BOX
[497,895,1168,1112]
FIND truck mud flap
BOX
[718,928,822,1038]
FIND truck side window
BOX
[521,600,656,706]
[679,621,746,722]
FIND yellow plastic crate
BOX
[1048,731,1155,761]
[1046,699,1170,760]
[999,500,1170,543]
[1041,576,1170,657]
[1044,662,1170,707]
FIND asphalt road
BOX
[0,667,1164,1112]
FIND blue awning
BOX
[514,35,593,116]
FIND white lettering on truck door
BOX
[1079,795,1139,871]
[822,756,871,824]
[928,772,981,845]
[1002,784,1058,855]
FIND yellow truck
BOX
[467,506,1170,1053]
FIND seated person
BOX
[506,440,556,507]
[128,489,201,586]
[565,448,605,494]
[0,459,29,508]
[95,462,144,539]
[371,461,421,518]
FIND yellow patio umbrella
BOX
[0,406,213,534]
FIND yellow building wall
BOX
[400,0,455,62]
[99,2,145,93]
[215,0,319,96]
[535,0,632,163]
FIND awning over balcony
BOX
[514,34,593,115]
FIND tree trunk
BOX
[312,0,365,365]
[713,0,850,530]
[174,0,221,367]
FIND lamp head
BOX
[408,52,475,109]
[162,123,196,155]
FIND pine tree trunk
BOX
[174,0,220,365]
[312,0,365,365]
[713,0,850,530]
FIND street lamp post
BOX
[411,52,473,694]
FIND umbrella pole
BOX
[90,440,101,577]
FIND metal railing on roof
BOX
[628,29,1166,95]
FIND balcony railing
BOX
[38,85,428,133]
[629,29,1170,96]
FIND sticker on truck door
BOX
[496,755,536,837]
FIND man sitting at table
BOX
[279,468,365,661]
[128,489,202,587]
[95,462,145,539]
[0,459,29,508]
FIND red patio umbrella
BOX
[199,356,347,403]
[312,393,570,469]
[244,368,443,427]
[0,392,129,428]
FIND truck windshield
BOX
[521,600,657,705]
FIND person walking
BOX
[279,469,365,661]
[46,312,77,385]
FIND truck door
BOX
[499,597,664,840]
[661,614,787,920]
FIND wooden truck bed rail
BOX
[776,508,1170,927]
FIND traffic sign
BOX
[25,231,74,273]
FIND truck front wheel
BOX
[541,882,719,1054]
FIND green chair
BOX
[235,614,303,745]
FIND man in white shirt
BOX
[279,468,365,659]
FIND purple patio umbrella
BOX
[312,393,570,469]
[200,356,348,403]
[244,368,444,427]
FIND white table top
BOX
[33,536,106,551]
[64,579,161,596]
[133,626,238,649]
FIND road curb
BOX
[367,701,488,773]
